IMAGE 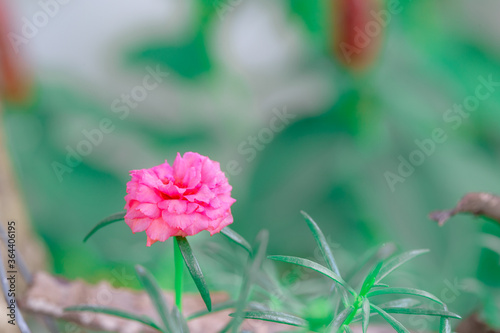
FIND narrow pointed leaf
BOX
[268,255,355,295]
[232,230,269,332]
[346,243,396,284]
[375,249,429,284]
[171,306,189,333]
[372,283,389,288]
[381,307,461,319]
[362,299,370,333]
[351,299,421,323]
[84,212,126,242]
[367,287,443,305]
[229,311,307,327]
[345,327,353,333]
[360,261,383,296]
[327,306,352,333]
[176,237,211,311]
[301,211,340,275]
[377,298,421,309]
[187,300,235,320]
[220,227,252,254]
[135,265,176,332]
[370,304,410,333]
[65,305,163,332]
[302,211,351,309]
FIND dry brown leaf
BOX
[429,192,500,226]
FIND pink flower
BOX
[124,152,236,246]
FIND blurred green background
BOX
[2,0,500,330]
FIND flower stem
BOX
[174,237,184,311]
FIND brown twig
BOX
[429,192,500,226]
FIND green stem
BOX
[340,296,362,332]
[174,237,184,312]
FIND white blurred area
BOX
[8,0,336,121]
[9,0,194,82]
[4,0,339,180]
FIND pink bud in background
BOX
[333,0,384,70]
[124,152,236,246]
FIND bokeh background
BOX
[1,0,500,330]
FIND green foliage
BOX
[175,236,212,312]
[76,207,465,333]
[268,255,355,295]
[303,297,335,331]
[229,310,308,327]
[64,305,163,332]
[7,1,500,324]
[369,304,410,333]
[366,287,443,305]
[374,249,430,285]
[361,299,370,333]
[135,265,177,333]
[229,230,269,332]
[83,211,126,242]
[187,300,236,321]
[242,213,461,333]
[63,265,185,333]
[220,226,253,254]
[440,317,451,333]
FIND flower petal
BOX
[145,219,176,246]
[124,152,235,245]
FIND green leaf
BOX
[229,311,308,327]
[135,265,176,333]
[344,326,353,333]
[370,304,410,333]
[367,287,443,305]
[220,227,252,254]
[83,212,126,242]
[375,249,430,284]
[377,298,421,309]
[351,298,421,324]
[360,261,383,296]
[187,300,235,320]
[301,211,341,275]
[327,307,352,333]
[346,243,396,284]
[171,306,189,333]
[361,299,370,333]
[300,211,350,310]
[65,305,163,332]
[175,237,212,312]
[372,283,389,288]
[232,230,269,333]
[268,255,355,295]
[381,307,461,319]
[440,317,451,333]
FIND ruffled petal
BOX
[145,218,177,246]
[158,200,187,214]
[184,184,214,204]
[137,203,160,218]
[126,217,152,233]
[124,152,235,246]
